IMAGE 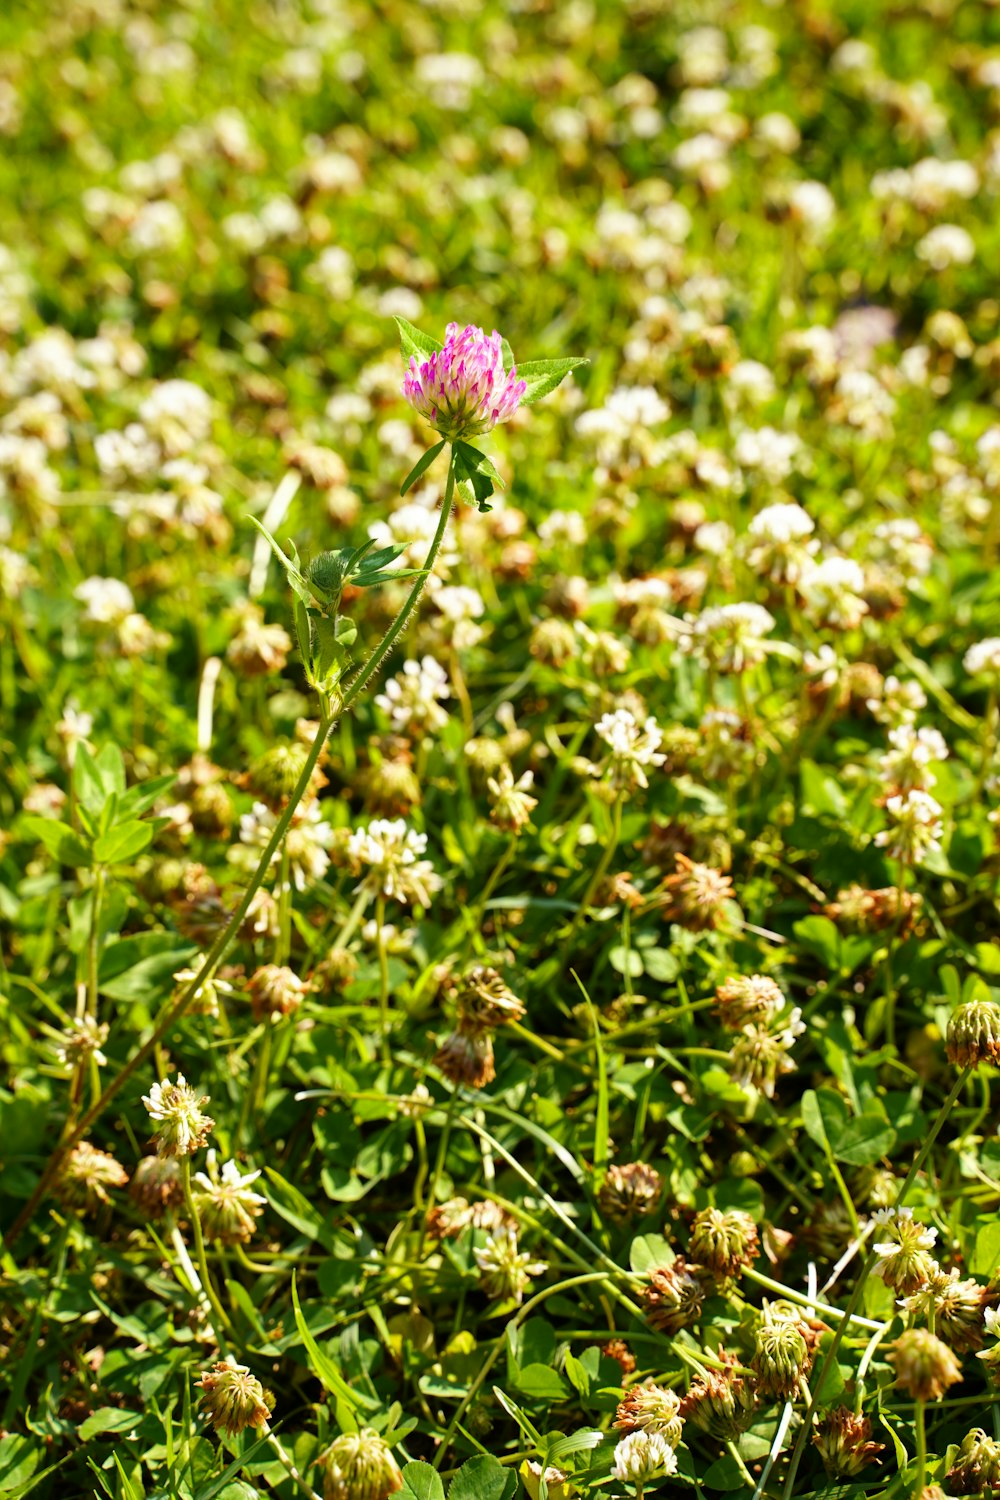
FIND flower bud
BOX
[947,1428,1000,1494]
[319,1429,403,1500]
[597,1162,663,1223]
[750,1304,812,1399]
[946,999,1000,1068]
[688,1206,760,1281]
[887,1328,962,1401]
[239,742,326,810]
[197,1357,273,1436]
[454,966,526,1032]
[812,1407,885,1477]
[715,974,784,1030]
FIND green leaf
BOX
[190,1435,272,1500]
[93,820,154,865]
[973,1217,1000,1274]
[399,1463,446,1500]
[828,1112,896,1167]
[247,517,313,608]
[74,743,112,819]
[291,1273,368,1414]
[116,774,176,820]
[448,1455,517,1500]
[78,1407,144,1441]
[515,357,588,406]
[453,440,504,512]
[265,1168,335,1248]
[629,1233,674,1274]
[0,1439,40,1495]
[21,816,92,869]
[394,316,443,361]
[400,439,446,496]
[99,935,196,1001]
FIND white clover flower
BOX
[538,510,587,547]
[347,818,442,907]
[94,423,160,482]
[965,639,1000,678]
[801,555,869,630]
[474,1225,546,1304]
[916,224,975,271]
[611,1430,678,1483]
[727,359,776,403]
[414,51,483,110]
[367,499,459,576]
[733,426,803,485]
[575,385,670,469]
[594,708,666,792]
[375,656,450,733]
[140,379,213,455]
[879,725,948,792]
[683,602,776,673]
[875,789,944,864]
[234,800,335,891]
[142,1074,214,1157]
[75,576,135,624]
[789,180,836,233]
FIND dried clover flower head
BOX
[947,1428,1000,1494]
[597,1162,663,1223]
[142,1074,214,1157]
[887,1328,962,1401]
[750,1303,813,1398]
[825,884,922,932]
[129,1155,185,1217]
[487,762,537,832]
[872,1207,939,1295]
[714,974,784,1030]
[946,999,1000,1068]
[55,1141,128,1213]
[247,963,310,1022]
[197,1357,273,1436]
[425,1196,515,1240]
[614,1383,683,1446]
[601,1338,637,1375]
[475,1225,546,1304]
[678,1353,756,1441]
[192,1153,267,1243]
[901,1266,989,1352]
[611,1430,678,1483]
[434,1027,495,1088]
[689,1206,760,1281]
[455,965,526,1032]
[812,1407,886,1477]
[663,854,735,930]
[643,1260,707,1334]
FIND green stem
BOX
[781,1063,973,1500]
[563,793,624,952]
[179,1157,233,1347]
[5,452,457,1254]
[913,1400,927,1496]
[86,866,105,1023]
[262,1422,323,1500]
[375,894,391,1063]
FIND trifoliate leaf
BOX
[394,316,443,362]
[517,356,589,406]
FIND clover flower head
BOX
[403,323,526,440]
[142,1073,214,1157]
[347,817,442,906]
[594,708,666,791]
[611,1430,678,1484]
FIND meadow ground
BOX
[3,1,1000,1497]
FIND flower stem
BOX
[375,893,391,1063]
[563,793,624,952]
[4,449,458,1255]
[179,1157,233,1347]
